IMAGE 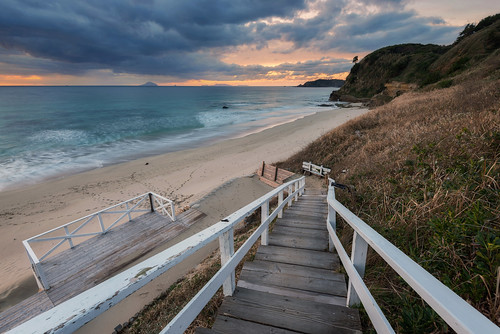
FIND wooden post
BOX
[219,228,235,296]
[328,180,336,252]
[278,190,284,218]
[98,213,105,233]
[294,181,298,201]
[125,202,132,221]
[170,201,176,221]
[261,201,269,245]
[287,185,293,207]
[148,193,155,212]
[274,166,279,181]
[64,226,74,248]
[347,231,369,306]
[261,161,265,176]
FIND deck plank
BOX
[0,291,54,332]
[238,268,347,297]
[268,232,328,251]
[0,207,206,331]
[255,245,338,270]
[218,287,361,334]
[212,315,301,334]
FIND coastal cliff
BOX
[298,79,345,87]
[330,13,500,105]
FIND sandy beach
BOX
[0,106,369,325]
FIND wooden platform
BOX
[197,189,362,334]
[0,208,206,332]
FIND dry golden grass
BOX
[279,79,499,332]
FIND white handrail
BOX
[327,179,499,334]
[302,161,331,176]
[10,177,305,334]
[22,192,175,290]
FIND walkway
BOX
[197,188,362,333]
[0,208,205,332]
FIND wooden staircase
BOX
[196,188,362,333]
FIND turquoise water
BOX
[0,86,336,190]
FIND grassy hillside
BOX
[278,78,499,331]
[332,13,500,102]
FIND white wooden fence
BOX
[302,161,331,177]
[10,177,305,334]
[23,192,175,290]
[326,178,499,334]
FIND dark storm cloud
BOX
[0,0,460,80]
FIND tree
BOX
[352,56,359,63]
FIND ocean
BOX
[0,86,337,191]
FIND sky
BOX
[0,0,498,86]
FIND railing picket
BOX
[125,202,132,221]
[261,200,269,245]
[64,226,74,248]
[287,185,293,207]
[327,179,336,253]
[278,190,284,218]
[219,228,235,296]
[347,231,368,307]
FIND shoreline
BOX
[0,108,318,193]
[0,106,369,315]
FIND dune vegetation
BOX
[278,78,499,331]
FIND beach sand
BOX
[0,106,369,328]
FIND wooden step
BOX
[255,245,338,270]
[268,232,328,251]
[218,288,361,334]
[211,315,301,334]
[283,211,326,220]
[272,225,327,237]
[286,206,327,215]
[238,267,346,299]
[242,260,344,282]
[275,219,326,230]
[282,212,327,222]
[239,260,346,304]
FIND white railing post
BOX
[125,202,132,221]
[218,228,235,296]
[170,201,176,221]
[97,213,105,233]
[347,231,369,307]
[278,190,284,218]
[261,200,269,245]
[294,181,299,201]
[328,179,336,252]
[23,241,50,290]
[287,185,293,207]
[148,193,155,212]
[64,226,74,248]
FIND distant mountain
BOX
[330,13,500,105]
[139,81,158,87]
[298,79,345,87]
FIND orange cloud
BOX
[0,75,42,85]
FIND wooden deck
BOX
[0,208,206,332]
[197,189,362,334]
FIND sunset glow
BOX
[0,1,498,86]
